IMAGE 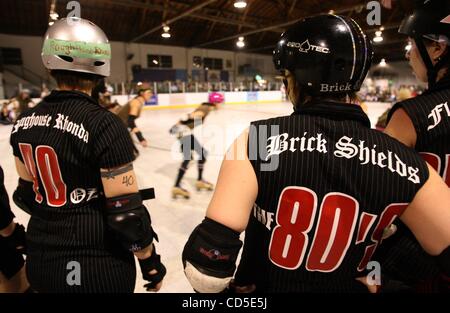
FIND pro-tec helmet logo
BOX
[287,40,330,54]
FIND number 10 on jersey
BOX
[19,143,67,207]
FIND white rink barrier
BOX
[111,90,283,109]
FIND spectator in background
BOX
[0,103,13,125]
[40,86,50,99]
[12,90,34,119]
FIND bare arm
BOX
[14,157,32,182]
[101,163,162,290]
[400,163,450,255]
[100,164,152,257]
[206,129,258,232]
[128,100,147,147]
[128,99,141,122]
[384,108,417,148]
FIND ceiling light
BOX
[50,12,59,20]
[234,1,247,9]
[373,31,383,43]
[373,36,383,42]
[161,24,171,38]
[236,36,245,48]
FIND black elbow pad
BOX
[105,193,156,252]
[182,217,242,292]
[127,115,137,129]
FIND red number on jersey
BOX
[306,193,358,272]
[35,146,67,207]
[420,152,450,187]
[19,143,43,203]
[357,203,407,271]
[269,187,317,269]
[18,144,67,207]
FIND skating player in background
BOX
[170,101,219,199]
[378,0,450,292]
[117,83,151,148]
[182,14,450,293]
[92,79,120,113]
[9,18,165,293]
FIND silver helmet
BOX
[42,17,111,77]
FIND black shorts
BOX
[26,248,136,293]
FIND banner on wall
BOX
[246,91,258,102]
[145,94,158,106]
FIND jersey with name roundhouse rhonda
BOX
[236,101,429,292]
[9,90,136,251]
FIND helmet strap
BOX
[414,36,446,88]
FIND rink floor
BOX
[0,101,390,293]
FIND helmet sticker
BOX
[441,15,450,24]
[42,38,111,60]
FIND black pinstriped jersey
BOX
[236,101,429,292]
[379,78,450,286]
[388,77,450,185]
[9,90,136,251]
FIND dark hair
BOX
[91,79,106,101]
[51,70,102,91]
[201,102,216,107]
[137,88,152,97]
[423,37,450,77]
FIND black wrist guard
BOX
[139,244,167,291]
[135,131,145,142]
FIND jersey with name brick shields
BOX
[238,101,429,292]
[9,90,136,250]
[388,77,450,185]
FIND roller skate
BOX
[195,180,214,191]
[172,186,190,199]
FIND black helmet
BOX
[273,14,373,95]
[399,0,450,86]
[399,0,450,38]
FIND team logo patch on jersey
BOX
[70,188,99,204]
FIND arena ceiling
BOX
[0,0,416,62]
